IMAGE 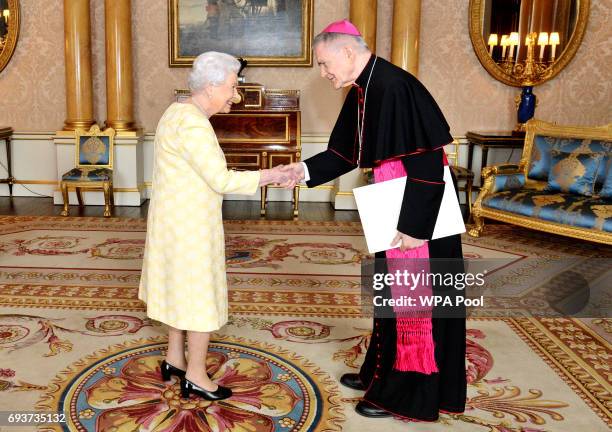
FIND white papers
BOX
[353,166,466,254]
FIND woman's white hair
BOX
[188,51,240,92]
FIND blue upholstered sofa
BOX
[469,120,612,245]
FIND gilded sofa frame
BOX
[469,119,612,244]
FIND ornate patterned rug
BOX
[0,216,609,431]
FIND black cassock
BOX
[303,55,467,421]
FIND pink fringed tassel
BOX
[394,317,438,374]
[374,158,439,375]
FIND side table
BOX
[466,131,525,189]
[0,127,15,196]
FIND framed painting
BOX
[168,0,313,67]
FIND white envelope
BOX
[353,166,466,254]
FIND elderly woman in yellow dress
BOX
[139,51,291,401]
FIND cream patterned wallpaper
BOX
[0,0,66,130]
[0,0,610,134]
[418,0,612,131]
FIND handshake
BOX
[260,163,305,189]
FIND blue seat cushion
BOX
[62,168,112,181]
[483,189,612,232]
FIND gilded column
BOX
[350,0,377,52]
[63,0,95,130]
[334,1,377,209]
[391,0,421,75]
[104,0,136,132]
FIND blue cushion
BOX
[78,135,111,166]
[492,173,525,193]
[600,162,612,199]
[528,136,580,180]
[483,190,612,232]
[589,140,612,184]
[546,150,604,196]
[528,136,612,182]
[62,167,112,181]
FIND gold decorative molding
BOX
[299,184,334,190]
[471,206,612,244]
[168,0,313,67]
[9,180,145,193]
[468,0,590,87]
[114,185,145,193]
[114,129,144,138]
[54,185,145,193]
[14,180,58,185]
[142,182,332,191]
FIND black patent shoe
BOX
[180,378,232,401]
[355,401,391,418]
[160,360,186,382]
[340,373,366,391]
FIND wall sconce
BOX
[508,32,519,60]
[537,32,549,60]
[2,9,9,25]
[500,34,509,58]
[549,32,560,60]
[487,33,498,56]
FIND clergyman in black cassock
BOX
[280,20,467,421]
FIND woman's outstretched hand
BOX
[259,165,296,186]
[259,164,304,188]
[278,163,305,189]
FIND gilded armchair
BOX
[60,125,115,217]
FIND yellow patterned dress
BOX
[139,103,260,332]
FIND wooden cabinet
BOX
[176,87,301,216]
[211,109,301,216]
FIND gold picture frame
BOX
[468,0,590,87]
[0,0,20,74]
[168,0,313,67]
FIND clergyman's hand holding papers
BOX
[353,166,466,254]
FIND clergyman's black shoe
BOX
[355,400,392,418]
[180,378,232,401]
[160,360,186,382]
[340,373,366,391]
